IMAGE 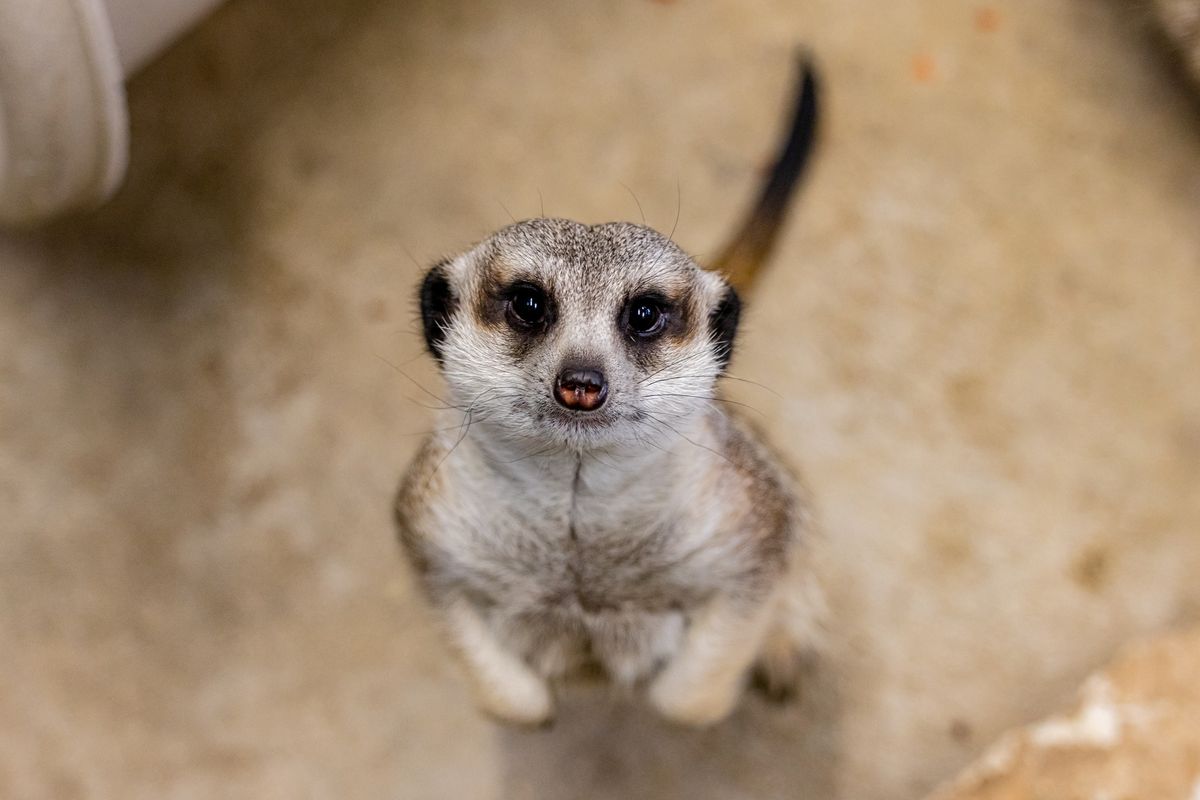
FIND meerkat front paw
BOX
[472,666,555,728]
[648,668,742,727]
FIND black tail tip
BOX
[710,47,822,292]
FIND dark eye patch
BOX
[473,271,557,360]
[618,288,696,370]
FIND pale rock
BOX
[928,629,1200,800]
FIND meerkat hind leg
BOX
[751,567,827,703]
[750,622,806,703]
[648,592,776,727]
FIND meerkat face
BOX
[418,218,741,450]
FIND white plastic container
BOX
[0,0,223,225]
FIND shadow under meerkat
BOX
[498,657,841,800]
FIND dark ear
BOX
[419,259,456,363]
[708,283,741,371]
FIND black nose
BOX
[554,368,608,411]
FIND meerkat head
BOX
[418,218,741,450]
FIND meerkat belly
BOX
[463,513,718,683]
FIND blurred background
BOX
[2,0,1200,798]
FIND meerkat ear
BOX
[419,259,456,364]
[708,282,741,371]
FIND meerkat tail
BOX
[710,53,820,294]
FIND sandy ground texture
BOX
[2,1,1200,798]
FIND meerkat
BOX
[395,58,822,728]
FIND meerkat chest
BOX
[452,478,724,617]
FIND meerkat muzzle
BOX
[554,368,608,412]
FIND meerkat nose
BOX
[554,368,608,412]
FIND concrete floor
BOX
[2,1,1200,798]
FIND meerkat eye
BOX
[506,283,549,327]
[625,296,667,337]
